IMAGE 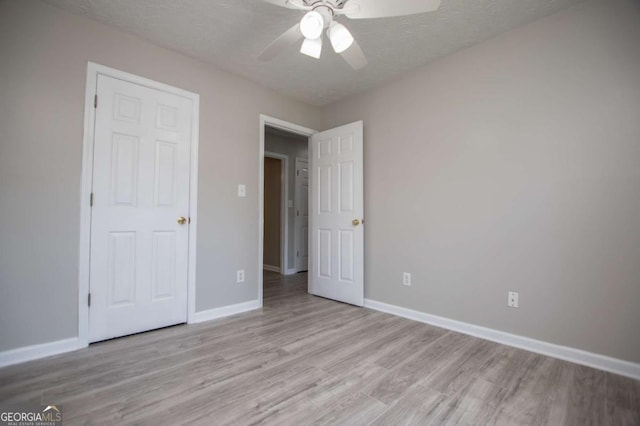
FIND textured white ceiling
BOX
[43,0,586,106]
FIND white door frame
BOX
[259,115,316,307]
[263,151,288,274]
[78,62,200,349]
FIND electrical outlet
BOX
[238,184,246,197]
[403,272,411,286]
[507,291,519,308]
[237,270,245,283]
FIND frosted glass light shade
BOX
[300,36,322,59]
[300,11,324,40]
[329,22,354,53]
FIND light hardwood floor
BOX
[1,271,638,425]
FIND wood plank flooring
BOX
[1,271,638,425]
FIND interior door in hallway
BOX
[295,157,309,272]
[89,74,193,342]
[309,121,364,306]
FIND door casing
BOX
[79,62,200,349]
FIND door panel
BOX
[89,75,192,342]
[110,134,139,206]
[107,231,136,306]
[339,230,354,282]
[154,141,178,207]
[151,231,177,300]
[339,162,354,212]
[310,121,364,306]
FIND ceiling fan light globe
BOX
[329,22,354,53]
[300,11,324,40]
[300,37,322,59]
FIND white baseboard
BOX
[0,337,79,369]
[189,300,261,324]
[0,299,261,367]
[263,264,281,273]
[364,299,640,380]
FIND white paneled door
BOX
[310,121,364,306]
[295,158,309,272]
[89,75,193,342]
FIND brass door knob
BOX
[352,219,360,226]
[177,216,187,225]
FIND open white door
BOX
[309,121,364,306]
[89,74,193,342]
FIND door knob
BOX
[352,219,360,226]
[177,216,187,225]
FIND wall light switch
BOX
[237,270,245,283]
[238,184,246,197]
[508,291,519,308]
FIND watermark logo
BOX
[0,404,62,426]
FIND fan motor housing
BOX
[312,5,334,28]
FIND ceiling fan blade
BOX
[344,0,441,19]
[339,39,368,70]
[258,23,303,61]
[262,0,311,11]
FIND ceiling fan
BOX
[259,0,442,70]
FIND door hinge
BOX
[297,251,299,257]
[88,293,92,307]
[90,192,94,207]
[297,170,299,176]
[94,94,98,109]
[296,210,299,217]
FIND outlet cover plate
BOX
[403,272,411,287]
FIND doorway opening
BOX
[258,116,315,306]
[259,116,364,307]
[263,127,308,275]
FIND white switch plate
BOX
[508,291,519,308]
[403,272,411,286]
[237,270,245,283]
[238,184,246,197]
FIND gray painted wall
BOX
[323,0,640,363]
[265,130,309,272]
[0,0,321,351]
[2,0,639,366]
